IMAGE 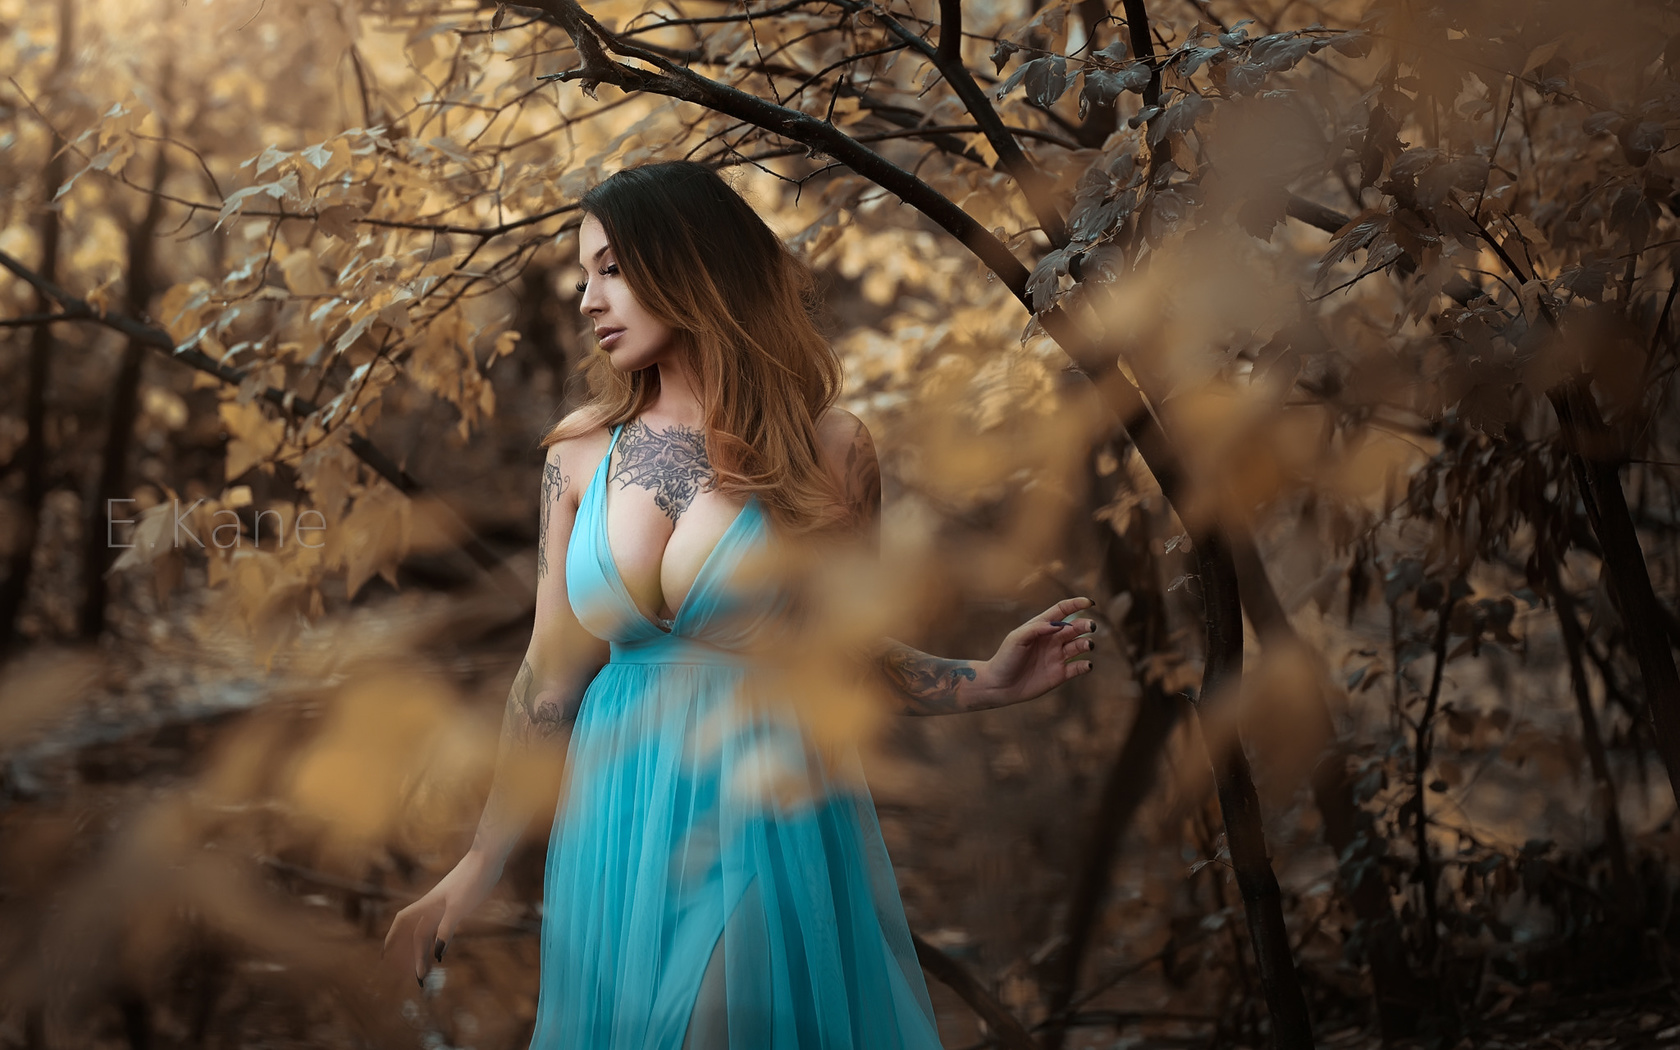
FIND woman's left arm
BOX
[880,599,1097,715]
[820,410,1099,716]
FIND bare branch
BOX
[0,313,74,328]
[531,0,1031,292]
[911,932,1037,1050]
[861,1,1070,246]
[937,0,962,63]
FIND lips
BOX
[595,326,624,349]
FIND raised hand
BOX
[968,597,1099,708]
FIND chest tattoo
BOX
[610,420,715,521]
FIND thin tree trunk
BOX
[81,142,168,639]
[1041,689,1179,1048]
[1550,380,1680,809]
[515,264,568,379]
[1042,463,1182,1049]
[0,0,73,656]
[1069,0,1119,147]
[1548,558,1638,907]
[1232,536,1424,1041]
[1410,597,1454,967]
[1192,533,1316,1049]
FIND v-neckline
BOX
[592,422,753,635]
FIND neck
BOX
[648,351,704,425]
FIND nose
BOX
[578,275,605,317]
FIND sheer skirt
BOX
[529,660,942,1050]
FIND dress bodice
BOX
[567,423,773,663]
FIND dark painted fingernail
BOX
[417,975,424,989]
[1050,620,1072,627]
[434,940,446,962]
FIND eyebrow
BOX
[590,245,611,262]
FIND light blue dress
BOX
[532,423,944,1049]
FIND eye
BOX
[573,278,587,293]
[600,263,619,277]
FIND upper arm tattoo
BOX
[538,453,570,579]
[881,645,977,715]
[840,419,881,529]
[472,658,573,853]
[609,420,714,520]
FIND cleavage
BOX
[602,422,740,625]
[606,486,739,623]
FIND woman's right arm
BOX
[383,435,609,985]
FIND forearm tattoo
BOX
[881,645,978,715]
[509,658,572,745]
[610,419,714,520]
[538,456,570,578]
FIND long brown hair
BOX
[542,161,845,534]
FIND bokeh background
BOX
[3,1,1680,1047]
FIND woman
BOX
[384,161,1098,1048]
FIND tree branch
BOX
[862,1,1070,246]
[0,248,527,599]
[937,0,963,64]
[1119,0,1162,110]
[911,932,1037,1050]
[0,313,74,328]
[531,0,1031,290]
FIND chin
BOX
[604,348,657,372]
[603,339,678,373]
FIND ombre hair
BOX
[542,161,845,534]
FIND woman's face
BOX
[576,214,677,372]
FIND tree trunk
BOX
[1548,557,1638,909]
[1192,533,1316,1049]
[0,0,73,656]
[1041,689,1179,1048]
[1550,379,1680,810]
[1234,532,1424,1041]
[1042,459,1183,1048]
[81,142,168,639]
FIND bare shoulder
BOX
[541,413,614,508]
[815,406,874,467]
[815,407,880,516]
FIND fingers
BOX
[413,921,433,981]
[1060,634,1096,661]
[1020,619,1095,657]
[383,905,431,989]
[1039,596,1095,623]
[1047,618,1097,636]
[435,901,465,963]
[382,908,407,956]
[410,904,443,984]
